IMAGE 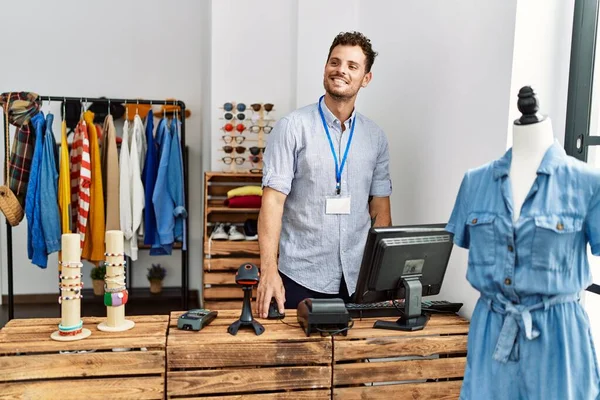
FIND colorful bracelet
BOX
[104,284,127,293]
[105,272,126,279]
[59,328,83,336]
[58,261,83,269]
[58,294,83,304]
[60,287,82,294]
[58,320,83,332]
[104,290,129,307]
[103,261,127,267]
[104,252,125,257]
[59,282,84,288]
[59,273,83,280]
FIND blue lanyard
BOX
[318,95,355,195]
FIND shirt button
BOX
[507,245,514,252]
[471,218,478,224]
[556,223,564,231]
[504,278,512,286]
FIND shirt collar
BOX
[318,95,357,128]
[493,140,566,180]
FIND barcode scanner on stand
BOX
[227,263,265,336]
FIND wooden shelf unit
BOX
[203,172,262,309]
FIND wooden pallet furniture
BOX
[166,310,331,399]
[332,313,468,400]
[203,172,262,310]
[0,315,168,399]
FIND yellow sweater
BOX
[82,111,105,262]
[58,120,71,233]
[227,185,263,198]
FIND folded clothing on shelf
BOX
[224,195,261,208]
[227,185,263,198]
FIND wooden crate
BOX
[0,315,168,400]
[332,314,468,400]
[167,310,331,399]
[203,172,262,308]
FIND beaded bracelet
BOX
[59,273,83,280]
[59,328,83,336]
[58,294,83,304]
[104,290,129,307]
[104,284,127,293]
[59,282,84,288]
[60,287,82,294]
[104,252,125,257]
[103,261,127,267]
[58,261,83,269]
[58,320,83,332]
[105,272,126,279]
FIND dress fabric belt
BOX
[484,292,580,363]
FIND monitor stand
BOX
[373,275,429,331]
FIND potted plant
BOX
[90,264,106,296]
[147,264,166,294]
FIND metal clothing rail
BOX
[3,95,189,319]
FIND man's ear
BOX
[361,71,372,88]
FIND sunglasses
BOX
[250,103,274,113]
[249,154,261,163]
[249,124,273,134]
[222,135,245,144]
[249,146,265,156]
[224,112,246,121]
[224,102,247,112]
[222,156,245,165]
[222,123,246,133]
[223,145,246,154]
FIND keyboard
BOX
[345,299,463,319]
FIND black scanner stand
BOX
[228,286,264,336]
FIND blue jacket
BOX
[151,119,173,255]
[142,110,158,245]
[25,113,46,267]
[39,113,61,256]
[168,118,187,244]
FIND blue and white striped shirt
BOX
[262,97,392,294]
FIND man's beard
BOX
[323,78,358,101]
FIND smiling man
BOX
[257,31,393,318]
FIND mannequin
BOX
[509,86,554,221]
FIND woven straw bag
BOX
[0,95,24,226]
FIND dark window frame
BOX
[565,0,600,295]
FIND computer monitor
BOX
[353,224,454,331]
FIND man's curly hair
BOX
[327,31,378,73]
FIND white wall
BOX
[507,0,575,146]
[0,0,207,296]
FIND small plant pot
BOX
[92,279,104,296]
[150,280,163,294]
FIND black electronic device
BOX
[297,298,352,337]
[352,224,454,331]
[177,309,218,331]
[228,263,265,336]
[267,299,285,319]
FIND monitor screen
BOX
[353,224,454,304]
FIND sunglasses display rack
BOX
[217,101,275,174]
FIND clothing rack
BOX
[2,96,189,320]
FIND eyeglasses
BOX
[224,112,246,121]
[249,124,273,134]
[250,168,262,174]
[249,146,265,156]
[222,156,245,165]
[223,145,246,154]
[223,102,247,112]
[250,103,274,113]
[222,135,245,144]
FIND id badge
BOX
[326,196,351,214]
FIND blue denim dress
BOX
[446,142,600,399]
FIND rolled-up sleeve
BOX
[369,129,392,197]
[446,171,470,249]
[586,183,600,256]
[262,116,297,196]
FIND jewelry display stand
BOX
[51,233,91,341]
[97,230,135,332]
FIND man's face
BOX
[323,45,372,101]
